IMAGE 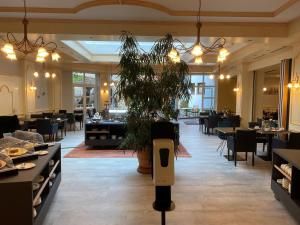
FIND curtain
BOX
[278,59,292,129]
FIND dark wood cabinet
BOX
[271,149,300,224]
[85,120,126,148]
[0,144,61,225]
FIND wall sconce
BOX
[263,87,267,92]
[219,74,225,80]
[233,88,239,92]
[288,73,300,89]
[226,75,231,79]
[33,72,39,78]
[101,90,109,94]
[104,82,108,86]
[51,73,56,79]
[30,86,37,91]
[45,72,50,78]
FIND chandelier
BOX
[168,0,229,64]
[0,0,61,62]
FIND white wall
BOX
[0,57,62,117]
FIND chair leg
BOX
[234,151,237,167]
[245,152,248,161]
[220,141,226,156]
[252,152,255,166]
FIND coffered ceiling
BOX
[0,0,299,22]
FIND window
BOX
[72,72,98,110]
[178,74,216,111]
[110,75,127,110]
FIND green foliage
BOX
[117,32,192,152]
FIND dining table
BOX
[215,127,289,161]
[24,118,68,138]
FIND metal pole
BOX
[161,211,166,225]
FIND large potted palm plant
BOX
[116,32,191,174]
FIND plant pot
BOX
[137,150,152,174]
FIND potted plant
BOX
[116,32,191,174]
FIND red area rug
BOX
[64,142,191,158]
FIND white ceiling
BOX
[0,0,299,23]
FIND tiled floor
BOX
[43,122,298,225]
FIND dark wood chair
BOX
[58,109,67,114]
[66,113,76,131]
[227,130,257,166]
[204,115,219,135]
[36,119,58,141]
[198,112,209,133]
[248,122,267,152]
[74,110,84,129]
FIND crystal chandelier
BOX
[0,0,61,62]
[168,0,229,64]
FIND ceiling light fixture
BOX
[0,0,61,62]
[167,0,229,64]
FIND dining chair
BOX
[66,113,76,131]
[58,109,67,114]
[204,115,219,135]
[216,118,232,155]
[36,119,58,141]
[248,122,267,152]
[227,130,257,166]
[198,112,209,133]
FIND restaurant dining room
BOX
[1,1,300,225]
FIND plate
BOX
[4,147,28,157]
[35,150,49,156]
[0,160,7,170]
[34,175,44,183]
[16,163,36,170]
[33,183,40,191]
[23,143,36,149]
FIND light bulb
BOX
[45,72,50,78]
[191,44,203,57]
[172,55,180,63]
[51,52,61,62]
[33,72,39,78]
[217,55,226,63]
[263,87,267,92]
[51,73,56,79]
[2,43,14,54]
[209,75,214,80]
[7,53,17,60]
[220,74,225,80]
[219,48,229,57]
[226,75,231,79]
[195,56,203,64]
[168,48,178,59]
[36,56,45,63]
[288,83,293,88]
[37,47,49,58]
